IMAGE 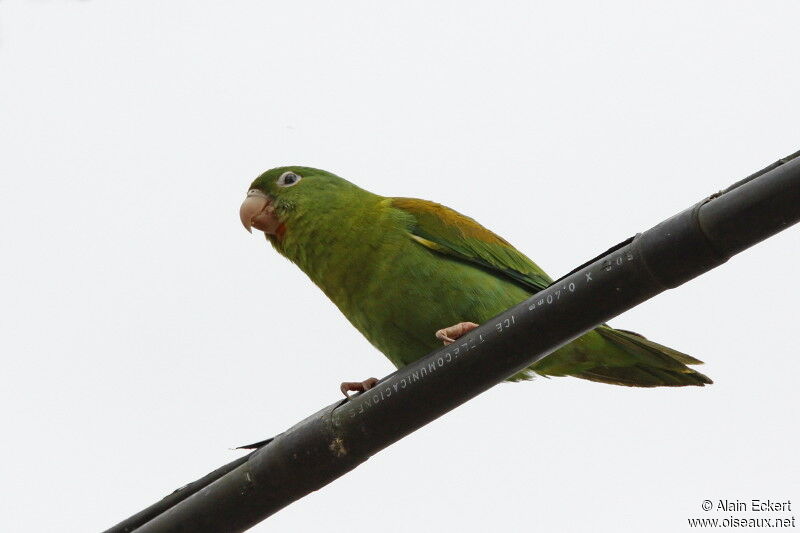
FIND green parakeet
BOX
[240,167,711,394]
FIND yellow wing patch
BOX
[392,197,513,246]
[391,197,553,292]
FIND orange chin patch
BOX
[276,223,287,240]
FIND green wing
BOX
[390,197,711,387]
[391,197,552,293]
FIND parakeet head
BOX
[239,166,364,239]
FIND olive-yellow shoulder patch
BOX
[391,197,552,293]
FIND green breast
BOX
[275,196,532,368]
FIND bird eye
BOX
[277,171,301,187]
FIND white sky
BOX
[1,1,798,532]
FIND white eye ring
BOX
[277,171,302,187]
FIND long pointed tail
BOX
[516,326,713,387]
[573,327,712,387]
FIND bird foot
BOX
[340,377,379,398]
[435,321,480,345]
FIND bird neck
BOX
[269,189,390,302]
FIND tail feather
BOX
[609,328,705,366]
[577,363,712,388]
[525,326,713,387]
[577,327,712,387]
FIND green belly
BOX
[340,238,533,369]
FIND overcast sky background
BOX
[1,2,798,532]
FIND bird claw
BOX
[340,377,379,398]
[435,322,480,346]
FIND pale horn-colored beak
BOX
[239,189,279,234]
